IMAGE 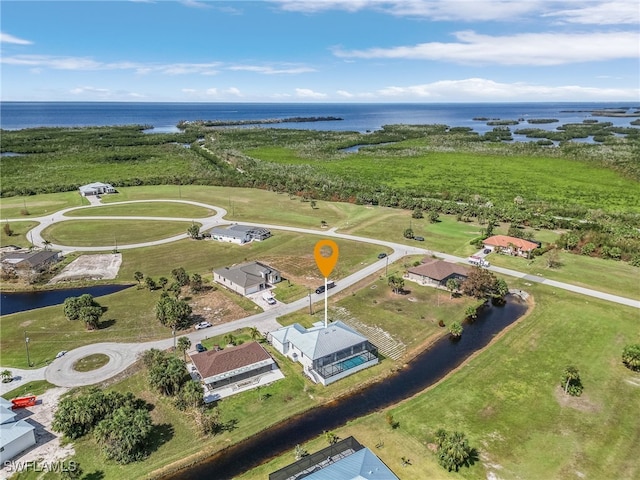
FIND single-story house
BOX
[0,249,62,278]
[206,224,271,244]
[269,321,378,386]
[190,341,283,402]
[483,235,538,258]
[269,436,399,480]
[213,261,281,296]
[78,182,116,196]
[0,399,36,463]
[406,259,470,287]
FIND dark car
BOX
[414,236,425,241]
[315,281,336,294]
[377,253,387,259]
[195,343,206,353]
[483,248,491,254]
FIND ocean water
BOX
[1,102,638,134]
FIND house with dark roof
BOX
[269,436,399,480]
[269,321,378,386]
[483,235,538,258]
[206,224,271,245]
[213,261,281,296]
[0,249,62,278]
[406,258,470,287]
[78,182,116,196]
[190,341,283,402]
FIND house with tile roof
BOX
[213,261,281,296]
[269,436,399,480]
[190,341,283,402]
[483,235,538,258]
[269,321,378,386]
[406,258,470,287]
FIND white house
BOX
[269,321,378,386]
[0,399,36,463]
[213,261,281,296]
[206,225,271,245]
[78,182,116,196]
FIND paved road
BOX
[2,198,638,392]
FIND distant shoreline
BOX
[177,116,343,128]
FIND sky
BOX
[1,0,639,102]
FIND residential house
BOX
[269,436,399,480]
[213,261,281,296]
[0,398,36,463]
[406,258,470,287]
[269,321,378,386]
[190,341,283,402]
[78,182,116,196]
[483,235,538,258]
[206,224,271,244]
[1,249,62,278]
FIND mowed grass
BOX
[64,202,216,218]
[242,283,640,480]
[41,219,196,246]
[248,146,640,213]
[0,191,89,218]
[1,221,39,248]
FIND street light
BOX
[24,332,32,367]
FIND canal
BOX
[166,295,529,479]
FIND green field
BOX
[64,202,216,218]
[41,219,196,246]
[241,284,640,479]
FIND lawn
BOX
[240,283,640,479]
[1,221,39,248]
[64,202,216,218]
[41,219,196,247]
[0,191,89,218]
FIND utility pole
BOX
[385,255,389,276]
[24,332,31,367]
[308,290,313,315]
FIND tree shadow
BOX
[99,318,116,329]
[465,448,480,468]
[84,471,105,480]
[145,423,175,454]
[218,418,238,433]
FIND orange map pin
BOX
[314,239,339,278]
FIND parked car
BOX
[414,236,425,241]
[265,297,276,305]
[195,343,206,353]
[55,351,67,359]
[483,248,491,254]
[195,321,212,330]
[377,253,387,259]
[315,281,336,294]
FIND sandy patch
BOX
[49,254,122,283]
[553,385,602,413]
[189,288,251,325]
[0,387,74,479]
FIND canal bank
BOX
[160,294,531,480]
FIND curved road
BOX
[1,198,638,395]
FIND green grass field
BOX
[64,202,215,218]
[241,283,640,480]
[41,219,196,246]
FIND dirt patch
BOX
[553,385,602,413]
[189,288,251,325]
[49,253,122,283]
[0,387,74,479]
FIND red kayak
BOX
[11,395,36,409]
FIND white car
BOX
[55,351,67,359]
[195,321,212,330]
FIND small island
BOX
[178,116,343,129]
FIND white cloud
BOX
[227,64,315,74]
[206,88,218,96]
[334,31,640,66]
[181,88,197,93]
[374,77,639,101]
[1,32,33,45]
[336,90,354,98]
[544,1,640,25]
[70,86,111,96]
[295,88,328,98]
[180,0,211,8]
[225,87,242,96]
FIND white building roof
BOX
[0,406,17,425]
[271,321,368,360]
[0,419,35,446]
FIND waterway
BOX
[0,284,133,316]
[166,295,528,479]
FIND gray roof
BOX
[1,250,60,267]
[0,419,35,447]
[208,226,248,240]
[214,261,278,289]
[229,225,270,235]
[0,406,17,425]
[302,447,399,480]
[271,321,369,360]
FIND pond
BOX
[165,295,529,479]
[0,284,133,316]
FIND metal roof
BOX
[301,448,399,480]
[0,419,35,447]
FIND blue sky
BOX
[1,0,639,102]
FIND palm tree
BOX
[449,321,463,338]
[561,365,583,396]
[177,336,191,361]
[446,278,459,298]
[43,239,51,251]
[134,271,144,285]
[622,344,640,371]
[224,333,236,346]
[248,326,261,342]
[388,275,404,294]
